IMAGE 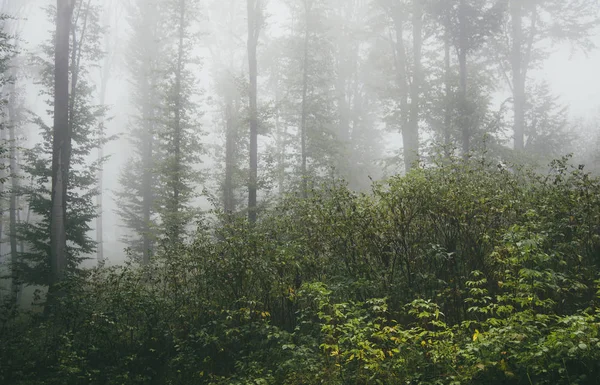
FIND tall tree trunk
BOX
[0,125,5,259]
[458,0,469,157]
[50,0,75,286]
[8,74,19,305]
[444,23,452,153]
[96,63,109,267]
[247,0,260,222]
[405,0,422,171]
[96,6,112,267]
[300,1,310,198]
[141,73,155,264]
[390,6,409,173]
[511,0,525,150]
[170,0,185,241]
[224,96,235,213]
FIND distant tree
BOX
[495,0,600,150]
[247,0,261,221]
[116,0,164,263]
[154,0,204,246]
[207,0,248,214]
[329,0,384,189]
[376,0,423,172]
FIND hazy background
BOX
[14,0,600,264]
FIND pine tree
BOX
[154,0,204,246]
[18,1,107,286]
[115,0,164,263]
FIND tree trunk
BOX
[405,0,422,171]
[444,23,451,153]
[224,96,235,213]
[96,6,113,267]
[511,0,525,150]
[247,0,260,222]
[170,0,185,241]
[50,0,75,286]
[390,6,410,173]
[141,73,155,264]
[300,1,310,198]
[8,75,19,305]
[458,0,469,157]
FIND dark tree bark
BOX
[224,97,235,213]
[96,52,109,267]
[141,75,155,265]
[390,5,410,172]
[169,0,185,241]
[300,0,310,198]
[247,0,260,222]
[8,75,19,304]
[405,0,422,171]
[511,0,525,150]
[444,23,452,152]
[458,0,470,157]
[50,0,75,286]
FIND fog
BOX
[4,0,600,266]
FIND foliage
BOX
[2,158,600,384]
[16,1,108,285]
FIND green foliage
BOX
[16,1,108,285]
[2,158,600,384]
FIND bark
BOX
[511,0,525,150]
[458,0,470,157]
[224,97,235,213]
[96,54,109,267]
[141,74,155,265]
[390,5,410,173]
[405,0,422,171]
[300,1,310,198]
[50,0,75,286]
[247,0,260,221]
[0,125,5,259]
[8,75,19,304]
[444,23,452,152]
[170,0,185,241]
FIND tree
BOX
[50,0,76,286]
[497,0,600,150]
[379,0,423,172]
[207,0,248,214]
[19,0,107,286]
[116,0,163,263]
[247,0,261,222]
[154,0,203,246]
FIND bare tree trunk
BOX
[247,0,260,222]
[444,23,452,153]
[141,76,154,265]
[169,0,185,241]
[458,0,469,157]
[0,125,5,259]
[8,74,19,305]
[50,0,75,286]
[390,6,410,173]
[95,6,113,267]
[300,1,310,198]
[224,97,235,213]
[511,0,525,150]
[405,0,422,171]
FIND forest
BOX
[1,0,600,384]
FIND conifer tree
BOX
[18,0,107,285]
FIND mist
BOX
[2,1,600,383]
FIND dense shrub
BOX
[1,157,599,384]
